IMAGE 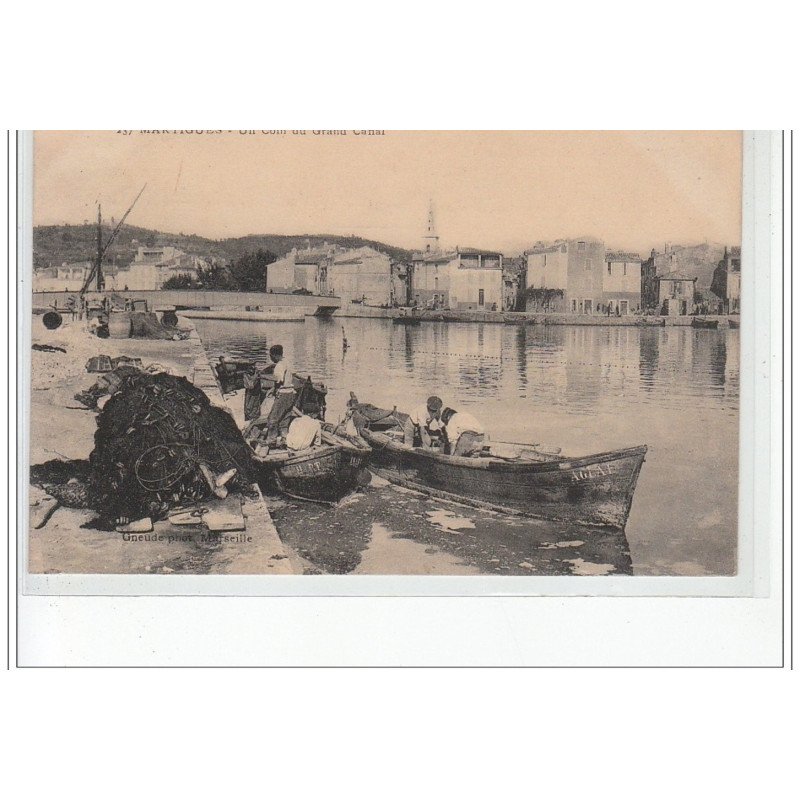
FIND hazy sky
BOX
[34,130,742,255]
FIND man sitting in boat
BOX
[286,411,322,451]
[405,395,444,448]
[440,407,486,457]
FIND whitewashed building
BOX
[33,261,93,292]
[411,248,503,310]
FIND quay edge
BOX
[331,305,741,328]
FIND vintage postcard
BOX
[18,130,768,594]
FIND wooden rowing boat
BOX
[636,316,666,327]
[691,317,719,329]
[213,357,327,407]
[393,311,421,325]
[213,358,260,393]
[357,411,646,529]
[243,419,372,503]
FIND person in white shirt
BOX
[264,344,297,440]
[404,395,443,447]
[271,350,293,391]
[440,407,486,457]
[286,414,322,451]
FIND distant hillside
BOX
[32,224,413,269]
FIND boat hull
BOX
[244,416,372,503]
[273,446,372,503]
[363,431,646,530]
[691,318,719,329]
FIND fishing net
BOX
[87,371,258,523]
[129,311,176,340]
[29,459,92,508]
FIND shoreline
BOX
[332,305,741,328]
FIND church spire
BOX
[423,199,439,253]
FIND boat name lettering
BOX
[571,464,612,481]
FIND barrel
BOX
[42,311,62,330]
[107,312,131,339]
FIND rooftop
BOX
[524,242,563,255]
[658,270,697,282]
[413,247,503,263]
[457,247,503,258]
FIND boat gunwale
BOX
[245,421,371,468]
[362,428,647,473]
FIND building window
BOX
[543,254,547,266]
[607,263,612,274]
[571,299,577,312]
[585,258,591,271]
[478,289,485,307]
[577,241,586,251]
[623,264,627,276]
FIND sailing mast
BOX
[96,204,103,290]
[80,184,146,296]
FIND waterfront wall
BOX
[333,303,741,328]
[32,289,342,312]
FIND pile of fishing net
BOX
[87,371,258,524]
[129,311,181,340]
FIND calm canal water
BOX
[194,317,739,576]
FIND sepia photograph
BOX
[24,130,743,580]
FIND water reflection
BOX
[195,318,738,418]
[638,329,659,390]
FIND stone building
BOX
[602,252,642,316]
[32,261,93,292]
[711,245,741,313]
[106,246,198,290]
[657,271,697,316]
[450,249,503,310]
[266,244,340,294]
[640,248,659,311]
[328,246,394,306]
[409,250,452,309]
[525,237,641,315]
[410,248,504,310]
[502,256,526,311]
[391,262,413,306]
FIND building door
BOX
[620,300,628,315]
[478,289,485,307]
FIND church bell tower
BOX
[423,200,440,254]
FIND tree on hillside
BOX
[196,262,236,290]
[228,249,277,291]
[162,274,196,290]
